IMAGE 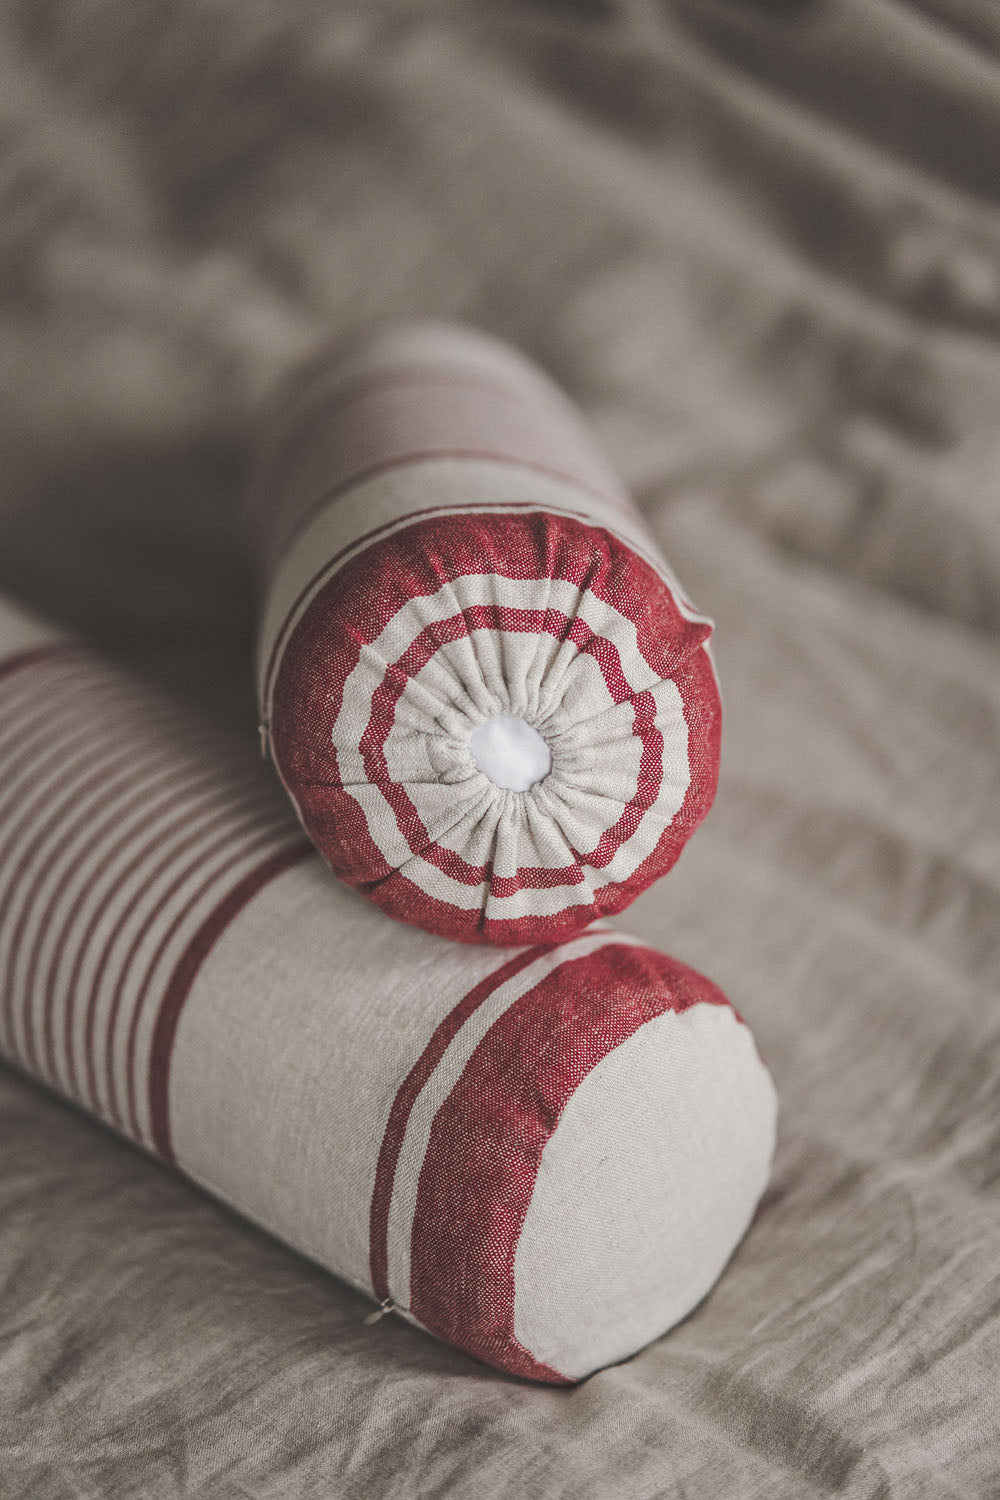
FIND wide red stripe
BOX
[337,849,661,945]
[368,942,557,1305]
[270,511,716,941]
[147,840,313,1162]
[261,497,630,713]
[407,943,730,1382]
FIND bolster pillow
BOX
[0,597,774,1383]
[248,323,722,945]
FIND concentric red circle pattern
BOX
[270,509,721,944]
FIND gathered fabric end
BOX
[268,508,719,944]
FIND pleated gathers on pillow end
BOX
[268,507,722,945]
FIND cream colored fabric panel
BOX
[513,1002,777,1381]
[3,0,999,1489]
[168,861,515,1296]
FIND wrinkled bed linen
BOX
[1,2,998,1496]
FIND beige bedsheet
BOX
[1,2,998,1494]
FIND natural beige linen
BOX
[0,598,776,1385]
[1,0,999,1495]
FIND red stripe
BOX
[0,668,130,812]
[0,699,183,1061]
[271,510,718,942]
[0,700,187,1042]
[407,943,731,1382]
[119,822,293,1134]
[147,840,313,1162]
[86,807,285,1126]
[38,754,258,1091]
[251,364,548,537]
[267,449,632,577]
[260,497,618,713]
[0,658,91,746]
[368,942,556,1304]
[253,357,630,564]
[250,357,626,546]
[356,605,663,889]
[0,658,254,1089]
[60,781,268,1107]
[18,747,203,1083]
[351,645,720,943]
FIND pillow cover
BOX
[0,597,774,1383]
[248,323,721,945]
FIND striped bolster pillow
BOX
[248,323,722,945]
[0,597,775,1382]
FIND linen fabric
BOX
[0,595,775,1384]
[4,0,1000,1490]
[249,323,721,945]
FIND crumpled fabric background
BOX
[1,2,999,1496]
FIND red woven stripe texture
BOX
[0,643,311,1152]
[252,323,722,944]
[0,612,775,1383]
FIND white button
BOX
[468,716,551,792]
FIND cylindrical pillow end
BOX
[373,939,776,1383]
[252,322,722,945]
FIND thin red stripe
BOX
[253,348,630,565]
[407,944,730,1382]
[0,656,91,739]
[252,363,547,528]
[62,785,278,1108]
[1,735,165,1068]
[0,668,175,809]
[252,360,617,545]
[356,605,664,890]
[18,746,207,1083]
[367,644,719,943]
[0,701,185,1061]
[147,840,314,1162]
[269,510,717,941]
[119,823,302,1140]
[368,942,555,1304]
[277,450,626,564]
[0,662,243,1086]
[261,498,611,712]
[36,752,258,1091]
[271,511,705,782]
[268,446,631,573]
[82,804,285,1123]
[0,668,134,817]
